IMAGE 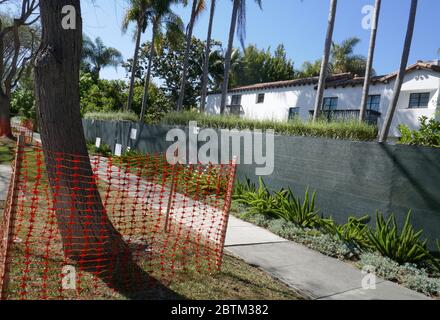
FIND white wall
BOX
[206,69,440,137]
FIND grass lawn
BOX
[0,137,15,164]
[1,147,302,300]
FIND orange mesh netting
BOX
[0,143,236,300]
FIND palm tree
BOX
[176,0,206,111]
[379,0,418,143]
[331,37,367,75]
[122,0,154,111]
[82,36,123,78]
[139,0,184,121]
[359,0,382,123]
[200,0,216,113]
[220,0,263,115]
[313,0,337,122]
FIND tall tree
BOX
[34,0,128,269]
[331,37,367,75]
[122,0,153,111]
[0,1,39,137]
[82,36,123,78]
[379,0,418,142]
[313,0,337,122]
[200,0,216,113]
[359,0,381,123]
[220,0,262,114]
[176,0,205,111]
[139,0,184,121]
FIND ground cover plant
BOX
[232,177,440,297]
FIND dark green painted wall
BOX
[83,120,440,249]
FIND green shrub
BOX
[87,141,112,156]
[270,188,321,228]
[398,116,440,148]
[233,178,276,215]
[323,215,372,250]
[84,111,139,122]
[368,211,430,265]
[161,111,378,141]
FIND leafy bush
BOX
[161,111,378,141]
[233,178,276,215]
[323,215,372,250]
[368,211,429,265]
[398,116,440,148]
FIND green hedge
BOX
[83,111,139,122]
[161,111,378,141]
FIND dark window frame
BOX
[288,107,300,120]
[256,93,265,104]
[322,97,338,111]
[367,95,381,112]
[409,92,430,109]
[231,94,242,106]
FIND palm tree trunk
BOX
[126,23,143,112]
[34,0,128,265]
[200,0,216,113]
[313,0,338,122]
[140,25,157,121]
[176,0,198,111]
[220,0,240,115]
[359,0,381,123]
[379,0,418,142]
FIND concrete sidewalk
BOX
[225,217,431,300]
[0,164,12,203]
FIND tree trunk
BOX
[34,0,128,266]
[176,0,198,111]
[313,0,337,122]
[0,93,12,138]
[220,0,239,115]
[359,0,381,123]
[126,24,143,112]
[200,0,216,113]
[139,26,157,122]
[379,0,418,142]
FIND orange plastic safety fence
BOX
[0,144,237,300]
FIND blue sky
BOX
[81,0,440,81]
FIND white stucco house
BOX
[206,60,440,137]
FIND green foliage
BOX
[11,87,35,120]
[86,141,112,157]
[161,111,378,141]
[234,178,276,215]
[368,211,430,265]
[79,73,127,115]
[270,188,321,228]
[398,116,440,148]
[323,215,372,250]
[124,37,223,109]
[232,44,296,87]
[83,111,139,122]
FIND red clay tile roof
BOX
[208,61,440,95]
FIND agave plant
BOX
[368,211,429,265]
[269,188,321,228]
[233,177,276,215]
[323,215,372,250]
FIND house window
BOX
[228,105,241,116]
[409,92,430,109]
[322,97,338,111]
[256,93,265,104]
[367,95,381,112]
[231,94,242,105]
[288,107,300,120]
